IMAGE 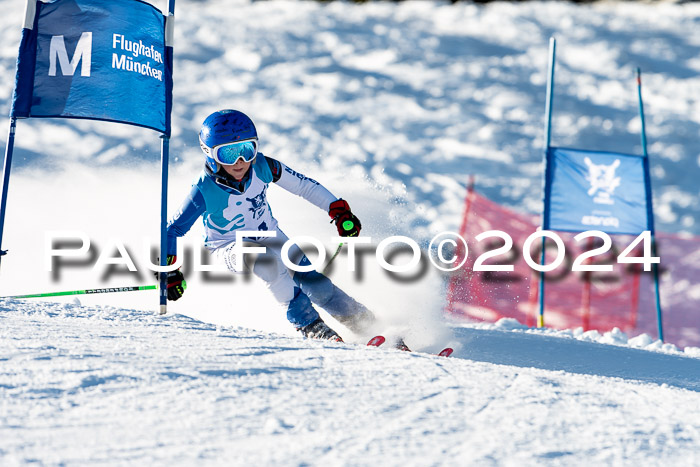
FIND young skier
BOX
[165,109,376,342]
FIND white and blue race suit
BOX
[167,153,371,330]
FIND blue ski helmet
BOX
[199,109,258,171]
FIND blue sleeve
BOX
[166,184,206,256]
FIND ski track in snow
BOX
[2,302,700,466]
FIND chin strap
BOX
[207,163,251,193]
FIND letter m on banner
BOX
[11,0,172,133]
[49,32,93,77]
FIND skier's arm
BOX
[265,156,361,237]
[265,157,337,211]
[166,184,206,256]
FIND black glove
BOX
[328,199,361,237]
[166,269,186,301]
[155,255,187,301]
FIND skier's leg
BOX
[285,243,377,334]
[214,240,341,340]
[250,249,319,329]
[213,241,317,329]
[252,256,342,340]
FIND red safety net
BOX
[445,186,700,349]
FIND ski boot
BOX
[394,337,410,351]
[299,318,343,342]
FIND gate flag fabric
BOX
[11,0,171,135]
[543,147,651,235]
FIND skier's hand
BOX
[329,199,361,237]
[166,268,186,301]
[155,255,187,301]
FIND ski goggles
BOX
[209,138,258,165]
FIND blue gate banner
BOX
[543,147,651,235]
[11,0,172,135]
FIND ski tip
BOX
[437,347,454,357]
[367,335,386,347]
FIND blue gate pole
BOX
[636,68,664,342]
[158,0,176,315]
[159,135,170,315]
[0,117,18,268]
[538,37,556,328]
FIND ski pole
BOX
[322,242,344,275]
[321,219,355,275]
[322,218,358,274]
[1,285,157,299]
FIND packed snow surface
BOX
[2,302,700,466]
[1,0,700,464]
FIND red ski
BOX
[366,335,386,347]
[366,335,453,357]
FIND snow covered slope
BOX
[2,301,700,465]
[1,0,700,464]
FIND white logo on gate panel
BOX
[49,32,92,77]
[584,157,620,205]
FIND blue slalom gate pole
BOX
[0,117,17,268]
[636,68,664,342]
[538,37,556,328]
[158,0,176,315]
[159,135,169,315]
